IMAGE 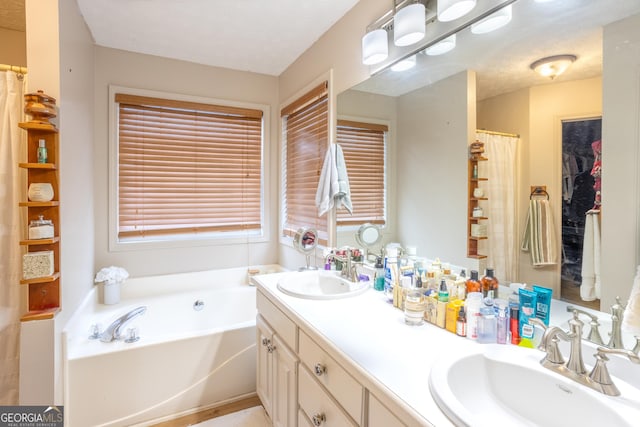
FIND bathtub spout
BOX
[100,306,147,343]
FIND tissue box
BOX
[23,250,54,279]
[471,224,488,238]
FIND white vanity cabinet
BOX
[257,292,298,427]
[256,286,419,427]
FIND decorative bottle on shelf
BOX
[481,268,499,298]
[37,139,47,163]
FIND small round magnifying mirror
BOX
[355,223,382,262]
[293,227,318,270]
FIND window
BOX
[336,120,387,226]
[114,92,264,242]
[281,82,329,243]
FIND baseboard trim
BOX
[146,393,262,427]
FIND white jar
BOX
[28,183,54,202]
[28,215,54,239]
[465,292,483,340]
[473,187,484,198]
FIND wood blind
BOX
[281,82,328,239]
[116,93,263,239]
[336,120,387,226]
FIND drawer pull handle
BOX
[262,337,270,346]
[312,413,326,426]
[314,363,327,376]
[267,344,276,353]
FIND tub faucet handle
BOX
[88,323,101,340]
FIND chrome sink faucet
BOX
[324,248,360,282]
[566,305,604,345]
[100,306,147,343]
[607,297,626,349]
[530,312,640,396]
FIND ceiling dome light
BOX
[530,54,577,79]
[425,34,456,56]
[437,0,477,22]
[394,3,426,47]
[391,55,417,72]
[471,5,512,34]
[362,29,388,65]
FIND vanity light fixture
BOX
[391,55,417,71]
[470,4,512,34]
[530,54,577,79]
[425,34,456,55]
[437,0,477,22]
[394,2,426,46]
[362,28,389,65]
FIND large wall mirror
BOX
[337,0,640,313]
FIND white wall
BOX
[602,12,640,309]
[93,47,280,277]
[396,70,476,268]
[21,0,95,404]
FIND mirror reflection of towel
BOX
[315,144,352,216]
[580,210,601,301]
[521,199,557,266]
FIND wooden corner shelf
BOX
[19,162,57,170]
[468,150,489,259]
[20,272,61,285]
[20,307,61,322]
[19,113,61,321]
[20,236,60,246]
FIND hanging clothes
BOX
[580,210,601,301]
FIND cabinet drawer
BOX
[299,330,363,422]
[299,366,357,427]
[368,392,405,427]
[298,409,313,427]
[257,290,297,349]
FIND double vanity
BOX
[254,270,640,426]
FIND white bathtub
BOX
[63,265,282,427]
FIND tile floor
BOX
[191,406,270,427]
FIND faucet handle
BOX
[567,306,604,345]
[589,346,640,396]
[529,318,566,365]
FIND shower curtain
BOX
[476,132,518,283]
[0,71,25,404]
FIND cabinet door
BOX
[368,393,405,427]
[257,316,274,419]
[272,333,298,427]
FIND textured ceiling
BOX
[76,0,360,76]
[0,0,25,32]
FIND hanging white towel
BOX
[315,144,352,216]
[622,265,640,336]
[580,210,601,301]
[521,199,557,266]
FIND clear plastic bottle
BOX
[477,306,497,343]
[404,278,425,326]
[465,292,483,340]
[494,298,509,344]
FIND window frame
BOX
[108,85,270,251]
[335,115,390,232]
[336,116,391,231]
[280,78,332,248]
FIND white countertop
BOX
[254,271,640,426]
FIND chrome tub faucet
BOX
[100,306,147,343]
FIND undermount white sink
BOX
[276,270,370,300]
[429,344,640,427]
